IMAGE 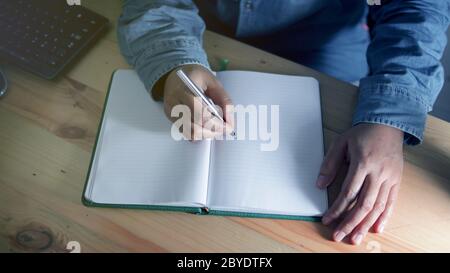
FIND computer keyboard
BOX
[0,0,109,79]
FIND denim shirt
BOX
[117,0,450,145]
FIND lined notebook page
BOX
[85,70,210,206]
[207,71,327,216]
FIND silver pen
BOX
[176,69,236,137]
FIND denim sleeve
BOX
[353,0,450,145]
[117,0,210,95]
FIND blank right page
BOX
[207,71,327,216]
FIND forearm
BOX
[117,0,210,99]
[353,0,450,145]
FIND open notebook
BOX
[83,69,327,221]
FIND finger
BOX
[164,95,201,130]
[322,160,366,225]
[183,70,235,133]
[223,104,235,129]
[182,122,221,141]
[350,181,390,245]
[202,111,227,135]
[164,97,180,122]
[316,138,346,189]
[373,183,400,233]
[222,104,235,135]
[332,174,382,243]
[180,89,229,135]
[179,92,204,125]
[202,104,234,136]
[204,80,235,128]
[168,96,220,140]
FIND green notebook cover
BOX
[81,70,323,223]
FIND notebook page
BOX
[84,70,210,207]
[207,71,327,216]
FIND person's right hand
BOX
[163,64,234,140]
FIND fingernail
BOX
[353,233,363,245]
[316,175,328,189]
[334,231,346,242]
[378,223,385,233]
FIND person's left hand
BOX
[316,123,404,245]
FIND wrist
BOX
[151,64,210,101]
[354,123,405,142]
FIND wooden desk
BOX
[1,0,449,253]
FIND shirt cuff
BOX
[133,38,211,95]
[352,82,430,145]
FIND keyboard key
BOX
[0,0,108,79]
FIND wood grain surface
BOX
[0,0,449,252]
